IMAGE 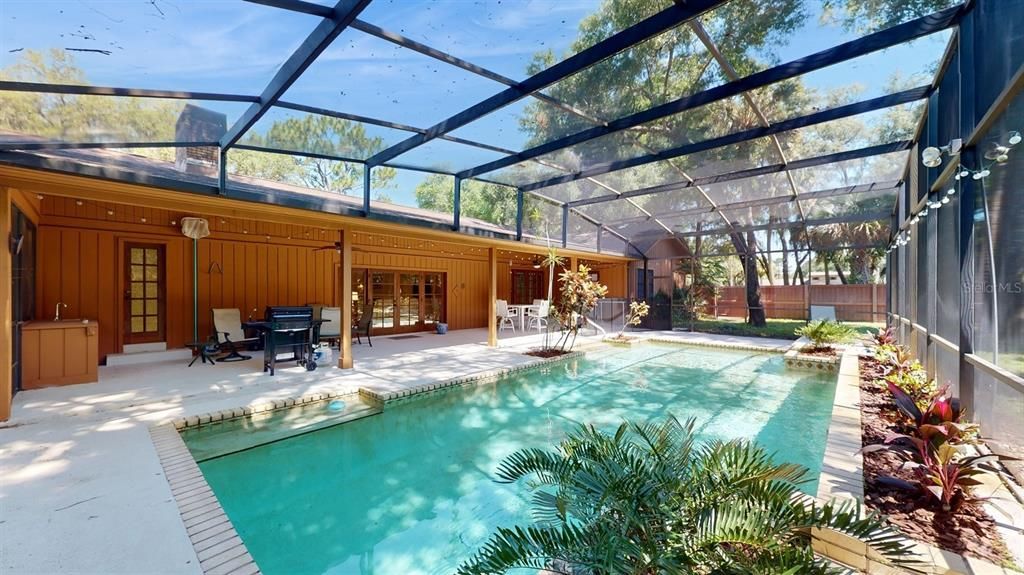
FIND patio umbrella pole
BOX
[192,237,198,342]
[180,217,210,344]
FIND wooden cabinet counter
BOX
[21,320,99,389]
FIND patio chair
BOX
[526,299,549,331]
[353,300,373,347]
[497,299,517,333]
[211,308,259,362]
[319,306,341,347]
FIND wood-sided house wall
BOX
[32,196,515,362]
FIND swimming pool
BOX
[185,343,837,575]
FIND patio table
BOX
[508,304,540,331]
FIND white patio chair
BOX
[527,299,549,331]
[211,308,259,362]
[497,299,517,333]
[319,306,341,347]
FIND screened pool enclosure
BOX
[0,0,1021,445]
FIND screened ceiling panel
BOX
[608,216,669,241]
[280,28,508,127]
[0,94,248,146]
[588,137,780,196]
[632,186,711,215]
[573,197,650,224]
[790,150,909,192]
[486,160,569,187]
[227,148,365,198]
[800,187,900,220]
[447,95,587,153]
[241,107,412,160]
[776,106,922,160]
[807,219,891,250]
[533,129,649,174]
[747,31,951,124]
[632,95,760,153]
[541,22,728,122]
[371,168,454,225]
[699,0,961,76]
[0,1,317,94]
[598,232,630,256]
[522,198,563,245]
[536,179,610,204]
[357,0,673,82]
[566,212,600,252]
[660,210,730,234]
[699,171,793,205]
[388,137,508,173]
[719,201,801,228]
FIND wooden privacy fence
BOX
[710,284,885,322]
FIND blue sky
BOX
[0,0,953,205]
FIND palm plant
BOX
[458,416,913,575]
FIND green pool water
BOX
[190,343,837,575]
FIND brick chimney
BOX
[174,104,227,177]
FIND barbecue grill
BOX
[242,306,325,375]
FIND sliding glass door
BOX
[358,269,445,334]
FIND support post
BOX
[515,189,524,241]
[217,148,227,195]
[643,257,650,299]
[488,247,497,347]
[0,188,12,421]
[452,177,461,231]
[363,165,371,215]
[957,3,976,415]
[561,205,569,248]
[339,229,353,369]
[596,226,603,252]
[192,238,199,342]
[958,146,977,413]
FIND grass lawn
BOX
[676,317,882,341]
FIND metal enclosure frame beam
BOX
[568,140,913,207]
[519,87,930,192]
[220,0,373,150]
[0,81,260,102]
[458,5,963,181]
[364,0,728,166]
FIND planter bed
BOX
[784,337,843,372]
[857,355,1021,569]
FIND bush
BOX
[459,416,913,574]
[794,319,857,351]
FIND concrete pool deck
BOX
[0,328,792,574]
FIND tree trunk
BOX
[780,230,790,286]
[731,231,766,327]
[833,260,849,284]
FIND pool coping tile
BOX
[149,424,261,575]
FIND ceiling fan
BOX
[313,240,343,252]
[312,241,365,253]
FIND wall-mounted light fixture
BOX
[921,138,962,168]
[894,130,1022,253]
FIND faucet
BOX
[54,302,68,321]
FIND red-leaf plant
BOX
[872,326,897,347]
[865,438,1002,512]
[887,383,978,447]
[864,384,1009,512]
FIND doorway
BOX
[511,269,544,304]
[124,243,166,344]
[357,269,446,335]
[10,205,35,396]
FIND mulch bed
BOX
[858,356,1014,566]
[798,346,839,358]
[525,349,573,359]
